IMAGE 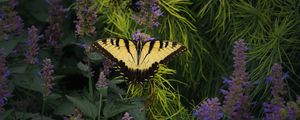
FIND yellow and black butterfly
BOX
[90,38,186,82]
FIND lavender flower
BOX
[286,101,300,120]
[41,58,55,97]
[64,108,84,120]
[194,98,222,120]
[25,26,39,64]
[222,39,251,119]
[96,71,107,88]
[132,0,163,28]
[74,0,97,37]
[0,0,24,40]
[103,59,115,77]
[122,112,133,120]
[264,64,287,120]
[132,30,154,42]
[45,23,63,46]
[0,49,11,112]
[45,0,65,46]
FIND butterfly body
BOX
[90,38,186,82]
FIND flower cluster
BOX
[45,0,65,46]
[74,0,97,37]
[96,71,107,88]
[222,39,251,119]
[64,108,84,120]
[41,58,55,97]
[264,64,288,120]
[0,0,24,40]
[0,49,11,112]
[103,59,115,77]
[132,0,163,28]
[25,26,39,64]
[122,112,133,120]
[132,30,154,42]
[193,98,222,120]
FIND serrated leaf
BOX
[108,81,126,95]
[129,100,146,120]
[24,0,48,22]
[88,52,104,61]
[0,109,14,120]
[45,93,62,100]
[9,63,28,74]
[14,112,54,120]
[77,62,89,72]
[53,101,75,115]
[0,34,25,57]
[66,95,97,119]
[0,0,9,3]
[103,100,137,118]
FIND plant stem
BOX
[88,59,94,100]
[98,93,103,120]
[41,97,45,120]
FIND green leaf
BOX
[9,63,29,74]
[24,0,48,22]
[53,101,75,115]
[45,93,62,100]
[88,52,104,61]
[0,109,14,120]
[14,112,54,120]
[66,95,97,119]
[0,0,8,3]
[129,100,146,120]
[77,62,89,72]
[0,34,25,57]
[103,100,137,118]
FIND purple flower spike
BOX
[264,63,289,120]
[45,0,65,47]
[194,98,222,120]
[132,0,163,28]
[0,0,24,40]
[74,0,97,37]
[0,49,11,112]
[41,58,55,97]
[222,39,252,119]
[25,26,39,64]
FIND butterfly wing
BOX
[139,40,186,69]
[90,38,138,68]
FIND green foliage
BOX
[2,0,300,119]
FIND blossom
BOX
[132,0,163,28]
[41,58,55,96]
[25,26,39,64]
[74,0,97,36]
[222,39,251,119]
[103,59,115,76]
[122,112,133,120]
[194,98,222,120]
[64,108,84,120]
[45,23,63,46]
[264,63,287,120]
[132,30,154,42]
[96,71,107,88]
[0,0,24,40]
[0,49,11,112]
[45,0,65,46]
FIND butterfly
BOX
[90,38,186,83]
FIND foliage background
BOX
[1,0,300,119]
